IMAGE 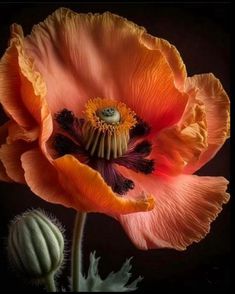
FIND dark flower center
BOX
[53,102,155,195]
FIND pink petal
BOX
[150,73,230,176]
[117,170,229,250]
[184,73,230,174]
[150,90,208,176]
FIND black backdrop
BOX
[0,2,231,293]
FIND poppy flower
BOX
[0,8,230,250]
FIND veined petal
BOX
[21,148,73,207]
[10,23,48,124]
[23,7,188,133]
[120,44,188,133]
[0,141,33,183]
[117,171,229,250]
[7,121,39,143]
[151,91,208,176]
[0,122,12,182]
[0,24,38,128]
[0,23,53,151]
[184,73,230,173]
[0,161,12,182]
[21,149,154,214]
[0,121,9,145]
[141,33,187,91]
[53,154,155,214]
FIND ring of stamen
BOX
[83,98,137,160]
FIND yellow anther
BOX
[83,98,137,159]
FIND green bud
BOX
[8,209,64,283]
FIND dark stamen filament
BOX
[55,109,83,144]
[134,140,152,156]
[53,134,83,156]
[89,160,135,195]
[130,117,151,138]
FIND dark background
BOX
[0,2,231,293]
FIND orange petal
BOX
[141,33,187,91]
[184,74,230,173]
[0,121,9,145]
[0,141,33,183]
[7,121,39,143]
[10,24,51,126]
[53,154,155,214]
[0,121,39,182]
[0,25,36,127]
[23,8,188,133]
[21,148,73,207]
[119,44,188,133]
[14,23,53,155]
[0,23,52,151]
[0,161,12,182]
[0,122,12,182]
[117,172,229,250]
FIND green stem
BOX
[71,212,87,292]
[44,274,57,292]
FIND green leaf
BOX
[79,252,143,292]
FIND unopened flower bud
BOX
[8,209,64,283]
